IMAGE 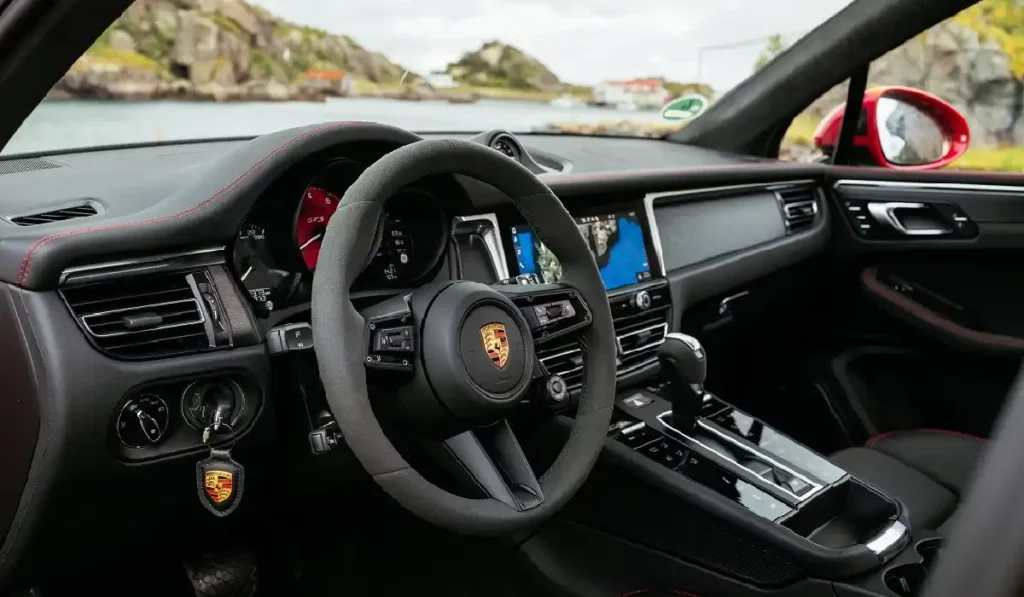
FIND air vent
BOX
[8,202,99,226]
[62,271,211,359]
[537,305,669,392]
[777,187,819,233]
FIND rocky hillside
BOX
[55,0,410,101]
[446,41,562,92]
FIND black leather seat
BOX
[831,430,987,533]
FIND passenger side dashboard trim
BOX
[644,179,819,276]
[833,179,1024,195]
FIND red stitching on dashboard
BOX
[860,267,1024,349]
[867,428,988,447]
[16,121,358,287]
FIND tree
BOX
[754,34,786,72]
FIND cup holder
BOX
[883,539,943,597]
[917,538,942,570]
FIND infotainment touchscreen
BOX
[510,210,652,291]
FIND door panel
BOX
[814,172,1024,441]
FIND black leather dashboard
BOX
[0,122,836,587]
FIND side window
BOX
[781,0,1021,171]
[867,0,1022,171]
[780,79,851,163]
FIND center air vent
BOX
[62,271,213,359]
[8,202,99,226]
[777,187,819,233]
[536,284,671,391]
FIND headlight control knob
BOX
[117,394,169,448]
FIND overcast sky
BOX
[252,0,853,92]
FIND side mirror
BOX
[813,86,970,169]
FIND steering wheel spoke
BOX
[442,421,544,511]
[494,282,593,345]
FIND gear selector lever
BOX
[657,333,707,433]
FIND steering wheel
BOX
[311,139,618,535]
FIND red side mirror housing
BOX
[814,86,970,169]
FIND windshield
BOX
[4,0,852,155]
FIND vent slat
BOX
[536,309,668,392]
[63,271,210,359]
[779,188,819,233]
[9,202,98,226]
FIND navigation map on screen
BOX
[511,211,652,291]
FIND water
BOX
[4,97,664,155]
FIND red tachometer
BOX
[295,186,340,270]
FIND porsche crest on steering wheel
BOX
[480,322,509,369]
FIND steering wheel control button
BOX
[117,394,169,448]
[633,290,652,310]
[531,300,576,327]
[546,374,569,403]
[373,326,414,352]
[267,322,314,354]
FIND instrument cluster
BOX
[231,157,451,316]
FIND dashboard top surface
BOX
[0,124,826,290]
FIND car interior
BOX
[2,0,1023,596]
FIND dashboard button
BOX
[618,424,659,449]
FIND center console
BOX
[580,331,916,592]
[458,198,915,593]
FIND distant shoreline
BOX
[44,83,586,105]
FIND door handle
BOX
[866,202,952,236]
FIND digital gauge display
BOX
[295,185,338,271]
[233,220,292,314]
[293,163,448,286]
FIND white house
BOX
[592,79,670,110]
[425,71,457,89]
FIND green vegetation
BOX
[954,147,1024,171]
[85,46,161,71]
[664,82,715,100]
[953,0,1024,77]
[446,41,561,91]
[249,48,286,81]
[211,13,246,38]
[343,35,363,51]
[754,34,786,71]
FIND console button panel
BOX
[610,417,793,521]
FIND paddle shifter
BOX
[657,333,707,433]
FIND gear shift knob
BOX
[658,333,707,431]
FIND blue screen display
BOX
[510,211,652,291]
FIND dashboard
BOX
[0,123,834,587]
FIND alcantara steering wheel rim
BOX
[311,138,617,535]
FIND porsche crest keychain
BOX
[196,421,244,517]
